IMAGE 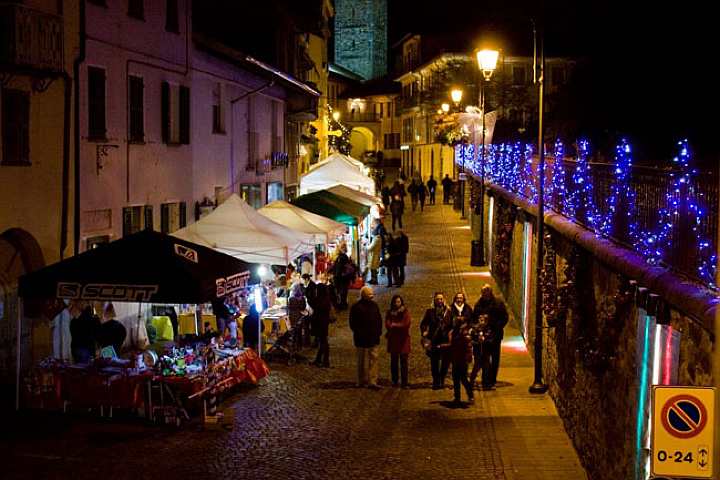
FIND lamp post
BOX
[450,88,465,217]
[529,22,549,395]
[474,48,499,266]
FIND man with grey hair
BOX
[471,284,509,390]
[349,286,383,389]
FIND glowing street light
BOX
[450,88,463,104]
[476,49,499,81]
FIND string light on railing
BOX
[549,140,567,215]
[524,143,537,202]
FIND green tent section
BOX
[292,190,369,226]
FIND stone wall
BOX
[486,188,715,480]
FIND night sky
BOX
[388,0,717,164]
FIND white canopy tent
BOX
[258,200,347,244]
[308,152,365,173]
[327,184,381,207]
[172,194,315,265]
[299,153,376,196]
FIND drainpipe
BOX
[72,0,86,255]
[60,73,72,259]
[229,80,275,194]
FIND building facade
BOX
[0,0,79,391]
[334,0,387,80]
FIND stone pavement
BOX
[1,203,587,480]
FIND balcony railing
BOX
[0,4,64,74]
[341,111,381,123]
[457,141,719,288]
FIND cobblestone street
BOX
[2,204,586,480]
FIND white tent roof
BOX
[300,154,376,195]
[327,184,381,207]
[308,152,363,173]
[259,200,347,244]
[172,194,314,265]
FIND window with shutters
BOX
[128,0,144,20]
[129,76,144,143]
[160,202,184,233]
[161,82,190,145]
[1,89,30,166]
[165,0,179,33]
[240,184,261,209]
[271,100,281,153]
[267,182,284,203]
[247,96,258,170]
[122,206,144,236]
[212,82,225,134]
[88,66,107,140]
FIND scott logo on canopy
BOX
[57,282,159,301]
[216,271,251,297]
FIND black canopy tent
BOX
[19,229,258,303]
[16,230,259,409]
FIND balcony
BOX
[0,3,64,74]
[343,111,381,123]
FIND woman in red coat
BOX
[386,295,411,388]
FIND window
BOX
[240,184,261,209]
[271,100,281,153]
[161,82,190,144]
[128,0,144,20]
[247,96,258,171]
[513,66,526,85]
[165,0,179,33]
[86,235,110,250]
[266,182,284,204]
[212,82,225,134]
[1,89,30,166]
[88,66,106,140]
[160,201,186,233]
[551,66,566,86]
[88,0,107,5]
[122,205,152,236]
[402,118,414,143]
[129,76,144,143]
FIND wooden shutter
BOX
[129,76,144,142]
[179,202,187,227]
[179,85,190,144]
[88,67,106,139]
[161,81,169,143]
[1,89,30,165]
[160,204,169,233]
[166,0,179,32]
[144,205,153,230]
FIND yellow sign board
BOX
[652,386,715,478]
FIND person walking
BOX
[288,283,307,348]
[420,292,452,389]
[441,174,454,204]
[349,286,383,389]
[449,292,473,324]
[367,233,382,285]
[309,276,333,367]
[381,184,391,210]
[396,229,409,286]
[332,242,354,310]
[417,181,427,211]
[390,194,404,231]
[301,273,317,346]
[471,284,509,389]
[386,295,411,388]
[449,311,475,404]
[390,180,406,206]
[385,233,400,287]
[408,179,418,212]
[427,176,437,205]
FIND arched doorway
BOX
[0,228,46,396]
[349,126,376,160]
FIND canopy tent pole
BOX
[312,247,317,281]
[15,296,23,411]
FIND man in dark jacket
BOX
[441,174,454,204]
[420,292,452,389]
[309,278,333,367]
[395,230,409,286]
[70,305,100,363]
[426,176,438,205]
[470,284,509,389]
[349,286,383,389]
[389,194,404,231]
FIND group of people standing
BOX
[347,284,508,404]
[380,174,457,224]
[366,218,409,288]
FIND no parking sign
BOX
[652,386,715,478]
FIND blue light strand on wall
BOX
[523,143,537,203]
[569,139,598,229]
[599,139,639,246]
[548,140,567,215]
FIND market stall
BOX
[172,194,315,265]
[292,190,370,273]
[17,230,268,418]
[299,152,376,196]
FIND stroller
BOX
[265,314,306,366]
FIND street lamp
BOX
[473,48,498,266]
[529,22,549,395]
[450,88,466,217]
